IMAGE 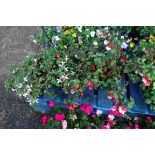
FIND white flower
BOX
[90,31,95,37]
[108,115,115,120]
[104,27,109,31]
[118,107,126,115]
[57,79,62,83]
[53,36,60,41]
[139,73,144,76]
[65,56,69,62]
[62,120,67,129]
[121,42,128,49]
[104,40,109,45]
[121,36,124,39]
[64,45,67,49]
[135,70,138,74]
[64,67,68,71]
[12,88,16,92]
[23,76,28,82]
[108,96,112,100]
[71,90,75,94]
[12,70,15,74]
[93,41,98,46]
[34,59,37,63]
[61,74,69,80]
[76,26,82,32]
[106,46,111,51]
[16,83,22,88]
[71,71,75,75]
[59,60,66,67]
[33,39,37,44]
[72,115,77,121]
[96,30,103,38]
[96,110,103,116]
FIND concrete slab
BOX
[0,26,42,128]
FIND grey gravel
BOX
[0,26,42,129]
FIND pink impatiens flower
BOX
[96,110,103,116]
[146,116,153,123]
[101,124,110,129]
[125,126,131,129]
[48,100,55,108]
[55,113,65,122]
[62,120,67,129]
[41,115,52,126]
[88,80,94,90]
[106,43,111,51]
[80,102,93,115]
[134,125,139,129]
[91,114,96,118]
[109,104,127,117]
[142,76,150,86]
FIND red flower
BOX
[74,85,80,89]
[146,116,153,123]
[68,106,75,111]
[121,57,127,62]
[111,45,116,49]
[73,104,78,108]
[142,76,151,86]
[120,48,123,51]
[91,65,96,71]
[56,53,60,59]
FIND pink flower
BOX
[107,93,115,101]
[134,125,139,129]
[109,105,127,117]
[48,101,55,108]
[96,110,103,116]
[125,126,131,129]
[41,115,51,126]
[134,116,139,122]
[62,120,67,129]
[86,126,91,129]
[88,80,94,90]
[108,115,115,120]
[55,113,65,122]
[142,76,150,86]
[146,116,153,123]
[91,114,96,118]
[106,43,111,51]
[72,115,77,121]
[101,124,110,129]
[80,102,93,115]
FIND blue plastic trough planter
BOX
[31,77,127,114]
[127,80,155,116]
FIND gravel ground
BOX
[0,27,42,129]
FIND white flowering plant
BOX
[5,26,135,109]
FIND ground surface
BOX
[0,27,42,128]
